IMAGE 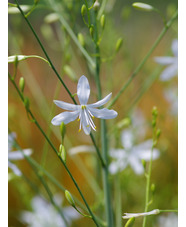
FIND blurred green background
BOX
[8,0,178,226]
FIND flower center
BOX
[81,105,86,110]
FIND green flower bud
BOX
[141,159,146,169]
[93,0,100,11]
[115,38,123,53]
[132,2,153,12]
[125,217,135,227]
[24,97,30,110]
[152,106,158,117]
[63,65,77,82]
[89,26,94,38]
[65,190,75,207]
[77,33,85,47]
[152,119,156,128]
[151,183,156,194]
[81,4,86,17]
[60,122,66,140]
[59,144,66,163]
[100,14,105,29]
[19,77,25,92]
[156,129,161,139]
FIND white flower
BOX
[157,213,178,227]
[122,209,160,219]
[8,133,32,176]
[109,129,160,175]
[20,195,80,227]
[51,75,118,135]
[154,39,178,81]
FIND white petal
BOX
[8,161,22,176]
[109,159,127,174]
[128,156,144,175]
[53,100,78,111]
[88,93,112,108]
[77,75,90,105]
[121,129,133,150]
[88,107,118,119]
[109,149,127,159]
[160,63,177,81]
[51,111,79,125]
[8,149,32,160]
[81,110,91,135]
[172,39,178,57]
[69,145,95,155]
[154,56,176,65]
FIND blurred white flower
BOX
[122,209,160,219]
[157,213,178,227]
[69,145,95,155]
[154,39,178,81]
[51,75,118,135]
[164,87,178,116]
[8,133,32,176]
[109,129,160,175]
[20,195,80,227]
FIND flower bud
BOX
[77,33,85,47]
[81,4,86,17]
[65,190,75,207]
[89,26,94,38]
[141,159,146,169]
[124,217,135,227]
[100,14,105,29]
[93,0,100,11]
[59,144,66,163]
[132,2,153,12]
[156,129,161,139]
[152,119,156,127]
[24,97,30,110]
[152,106,158,117]
[115,38,123,53]
[19,77,25,92]
[151,183,156,194]
[63,65,77,82]
[60,122,66,140]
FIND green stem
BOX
[93,9,113,227]
[107,10,178,109]
[14,0,104,167]
[9,74,100,227]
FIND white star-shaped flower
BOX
[20,195,80,227]
[8,133,32,176]
[154,39,178,81]
[109,129,160,175]
[51,75,118,135]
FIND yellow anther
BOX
[86,125,90,128]
[81,105,86,110]
[92,116,95,119]
[78,128,81,132]
[77,118,80,121]
[95,126,96,129]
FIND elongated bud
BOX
[65,190,75,207]
[19,77,25,92]
[81,4,86,17]
[63,65,77,82]
[24,97,30,110]
[152,119,156,127]
[93,0,100,11]
[151,183,156,194]
[124,217,135,227]
[115,38,123,53]
[132,2,153,12]
[59,144,66,163]
[100,14,105,29]
[141,159,146,169]
[77,33,85,47]
[89,26,94,38]
[152,106,158,117]
[60,122,66,140]
[156,129,161,139]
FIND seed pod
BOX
[132,2,153,12]
[77,33,85,47]
[81,4,86,17]
[115,38,123,53]
[124,217,135,227]
[19,77,25,92]
[100,14,105,29]
[59,144,66,163]
[65,190,75,207]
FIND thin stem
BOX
[14,0,104,167]
[107,10,178,109]
[93,9,113,227]
[8,74,100,227]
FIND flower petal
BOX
[172,39,178,57]
[88,107,118,119]
[154,56,176,65]
[121,129,133,150]
[51,111,79,125]
[53,100,78,111]
[160,63,177,81]
[88,93,112,108]
[128,156,144,175]
[109,149,127,159]
[8,149,32,160]
[81,110,91,135]
[8,161,22,176]
[77,75,90,105]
